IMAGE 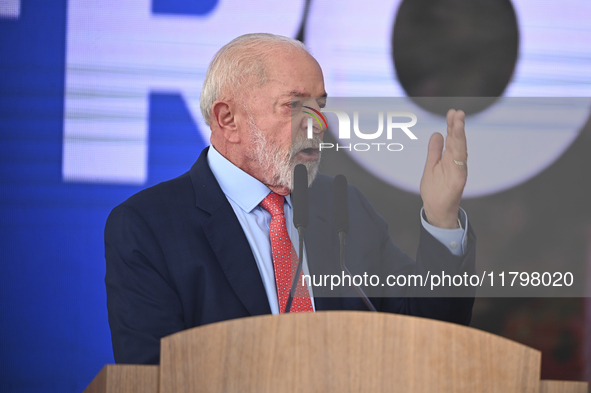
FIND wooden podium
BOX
[84,311,588,393]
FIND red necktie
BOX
[260,193,313,313]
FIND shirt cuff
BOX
[420,207,468,257]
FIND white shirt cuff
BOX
[420,207,468,257]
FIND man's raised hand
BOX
[419,109,467,229]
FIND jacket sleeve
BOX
[347,184,477,325]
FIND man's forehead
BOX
[264,50,325,88]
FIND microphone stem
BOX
[284,225,306,313]
[339,231,377,312]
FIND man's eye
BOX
[290,101,301,109]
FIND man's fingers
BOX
[446,109,455,129]
[425,132,444,171]
[446,109,467,161]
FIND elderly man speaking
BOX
[105,33,475,365]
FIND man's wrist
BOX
[422,208,460,229]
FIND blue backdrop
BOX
[0,2,208,391]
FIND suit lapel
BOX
[190,148,271,316]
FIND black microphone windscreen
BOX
[292,164,309,229]
[333,174,349,234]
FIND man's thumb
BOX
[425,132,444,171]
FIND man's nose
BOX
[302,107,327,135]
[303,117,324,137]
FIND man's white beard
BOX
[247,117,321,191]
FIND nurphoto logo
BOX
[308,109,418,152]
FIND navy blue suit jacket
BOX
[105,147,476,365]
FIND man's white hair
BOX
[200,33,309,126]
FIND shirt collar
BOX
[207,145,292,213]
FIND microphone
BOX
[333,175,377,312]
[292,164,309,229]
[285,164,309,313]
[333,175,349,236]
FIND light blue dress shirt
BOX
[207,145,468,314]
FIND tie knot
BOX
[260,193,285,217]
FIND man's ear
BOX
[211,100,241,143]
